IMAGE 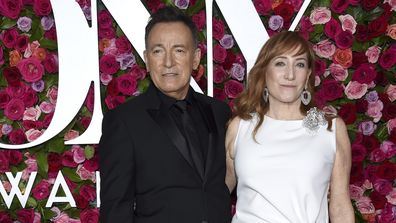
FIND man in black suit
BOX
[99,6,231,223]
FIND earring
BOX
[301,88,311,105]
[263,87,269,103]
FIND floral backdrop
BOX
[0,0,395,222]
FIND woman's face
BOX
[265,48,311,106]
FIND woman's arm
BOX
[225,117,240,193]
[329,117,355,223]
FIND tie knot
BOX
[174,100,188,112]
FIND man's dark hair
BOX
[145,6,198,49]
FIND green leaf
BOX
[138,78,150,93]
[36,152,48,177]
[0,17,16,29]
[116,25,124,37]
[26,197,37,208]
[84,145,95,160]
[376,124,389,141]
[39,38,57,50]
[47,137,66,154]
[62,167,83,183]
[29,18,44,41]
[186,0,204,16]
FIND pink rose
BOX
[71,145,85,164]
[62,151,78,168]
[2,28,19,48]
[33,0,52,16]
[116,74,137,96]
[80,185,96,201]
[25,129,42,142]
[213,19,225,40]
[224,80,244,99]
[366,46,381,63]
[313,39,336,59]
[47,86,58,105]
[99,54,119,75]
[213,65,227,84]
[192,10,205,31]
[100,73,113,85]
[5,98,25,121]
[387,118,396,134]
[1,181,12,192]
[349,184,364,201]
[0,0,23,19]
[98,10,112,29]
[386,189,396,205]
[115,36,132,54]
[374,178,393,195]
[309,7,331,24]
[379,48,396,70]
[32,180,51,200]
[43,53,58,73]
[355,196,375,214]
[386,23,396,40]
[369,148,386,162]
[64,130,79,141]
[39,101,55,114]
[329,63,348,81]
[254,0,272,15]
[213,44,227,63]
[22,155,38,180]
[9,128,27,144]
[17,58,44,83]
[386,84,396,102]
[380,141,396,159]
[23,106,41,121]
[362,179,373,190]
[345,81,368,100]
[324,18,341,40]
[339,14,357,34]
[76,165,96,182]
[367,100,383,122]
[128,64,146,81]
[80,208,99,223]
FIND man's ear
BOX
[143,50,150,72]
[192,48,201,70]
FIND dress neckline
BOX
[264,115,304,122]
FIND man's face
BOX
[144,22,201,100]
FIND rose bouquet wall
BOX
[0,0,395,222]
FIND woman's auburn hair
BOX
[232,31,333,140]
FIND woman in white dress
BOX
[226,31,354,223]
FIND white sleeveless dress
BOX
[232,114,336,223]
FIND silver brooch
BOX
[302,107,327,135]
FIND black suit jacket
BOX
[99,84,231,223]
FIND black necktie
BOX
[174,100,204,178]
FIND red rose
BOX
[0,151,10,173]
[23,87,38,108]
[7,150,23,165]
[4,98,25,121]
[352,63,377,84]
[382,102,396,121]
[65,176,77,191]
[0,90,10,109]
[115,36,132,54]
[83,153,98,171]
[80,185,96,201]
[338,103,356,124]
[2,28,19,48]
[0,0,23,19]
[9,129,27,144]
[368,15,389,39]
[80,117,92,129]
[23,120,42,130]
[146,0,165,13]
[370,191,387,210]
[351,51,368,69]
[374,178,393,195]
[6,85,25,99]
[352,144,367,162]
[362,135,380,152]
[106,79,119,96]
[80,208,99,223]
[0,211,12,223]
[129,64,146,80]
[75,194,89,209]
[376,161,396,180]
[274,3,294,22]
[48,152,62,176]
[318,79,343,101]
[116,74,137,96]
[390,130,396,144]
[15,35,29,52]
[314,59,326,76]
[98,27,116,39]
[299,16,313,33]
[223,51,236,70]
[355,25,369,42]
[350,162,364,184]
[362,0,380,11]
[254,0,271,15]
[213,65,227,84]
[42,112,53,128]
[374,71,388,86]
[17,58,44,83]
[324,18,341,40]
[62,151,78,168]
[213,88,226,101]
[330,0,349,13]
[335,30,353,49]
[364,164,379,182]
[99,54,119,75]
[379,49,396,70]
[3,67,22,87]
[192,10,205,31]
[43,53,58,73]
[224,80,244,99]
[105,95,125,110]
[33,0,52,16]
[355,98,368,112]
[44,27,57,41]
[16,208,34,223]
[98,10,113,29]
[85,87,94,112]
[213,19,225,40]
[213,44,227,63]
[32,180,51,200]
